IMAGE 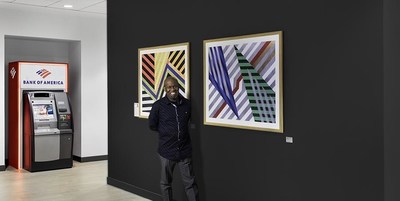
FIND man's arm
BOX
[148,101,159,131]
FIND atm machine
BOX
[23,91,73,172]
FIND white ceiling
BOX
[0,0,106,15]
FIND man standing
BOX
[149,76,199,201]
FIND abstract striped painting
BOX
[204,32,283,132]
[138,43,189,118]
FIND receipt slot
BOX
[23,91,73,172]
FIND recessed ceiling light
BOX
[64,5,73,8]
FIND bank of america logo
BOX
[36,69,51,78]
[10,67,16,79]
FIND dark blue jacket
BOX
[149,96,192,161]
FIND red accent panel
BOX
[8,62,20,169]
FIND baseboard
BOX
[0,165,5,171]
[73,155,108,162]
[107,177,161,201]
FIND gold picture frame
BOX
[203,32,283,133]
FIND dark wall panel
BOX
[384,0,400,201]
[108,1,384,200]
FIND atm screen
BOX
[32,104,55,120]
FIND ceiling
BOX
[0,0,106,15]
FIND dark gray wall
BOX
[384,0,400,201]
[107,1,386,200]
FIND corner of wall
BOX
[0,34,5,166]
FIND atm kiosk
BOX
[23,91,73,172]
[8,61,71,171]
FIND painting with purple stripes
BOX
[204,32,283,133]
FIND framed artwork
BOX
[204,31,283,133]
[138,42,190,118]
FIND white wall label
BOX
[134,102,139,117]
[286,137,294,143]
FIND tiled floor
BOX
[0,160,151,201]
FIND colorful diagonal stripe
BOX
[234,45,276,123]
[36,69,51,78]
[140,49,187,114]
[208,46,239,118]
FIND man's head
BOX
[164,76,179,102]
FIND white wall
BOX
[0,3,107,166]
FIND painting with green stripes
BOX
[204,32,283,133]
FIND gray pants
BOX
[159,155,199,201]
